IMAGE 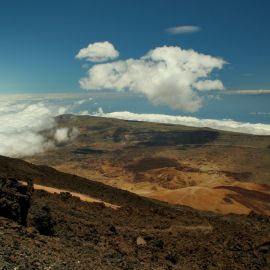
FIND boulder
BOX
[32,205,54,236]
[0,177,33,226]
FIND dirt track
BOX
[21,181,119,209]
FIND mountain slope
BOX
[26,115,270,215]
[0,155,270,269]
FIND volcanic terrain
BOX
[1,115,270,269]
[27,115,270,215]
[0,155,270,269]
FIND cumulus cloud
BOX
[75,41,119,62]
[78,45,225,112]
[165,25,201,34]
[93,109,270,135]
[0,101,79,157]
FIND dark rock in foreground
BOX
[0,156,270,269]
[0,177,33,226]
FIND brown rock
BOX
[136,236,146,247]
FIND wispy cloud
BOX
[165,25,201,34]
[249,112,270,115]
[223,90,270,95]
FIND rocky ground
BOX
[0,161,270,269]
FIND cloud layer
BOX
[94,110,270,135]
[1,92,269,160]
[78,45,225,112]
[75,41,119,62]
[0,101,78,157]
[165,25,201,34]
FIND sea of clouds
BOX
[1,95,270,158]
[94,109,270,136]
[0,99,78,157]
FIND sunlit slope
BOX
[27,114,270,215]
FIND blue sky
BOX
[0,0,269,93]
[0,0,270,125]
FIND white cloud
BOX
[54,127,79,143]
[0,101,78,157]
[165,25,201,34]
[74,97,93,106]
[74,99,87,105]
[54,128,69,143]
[193,80,224,91]
[223,89,270,95]
[93,110,270,135]
[249,112,270,115]
[75,41,119,62]
[0,92,93,102]
[78,45,225,112]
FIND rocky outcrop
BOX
[0,177,33,226]
[31,205,54,236]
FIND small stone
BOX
[136,236,146,246]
